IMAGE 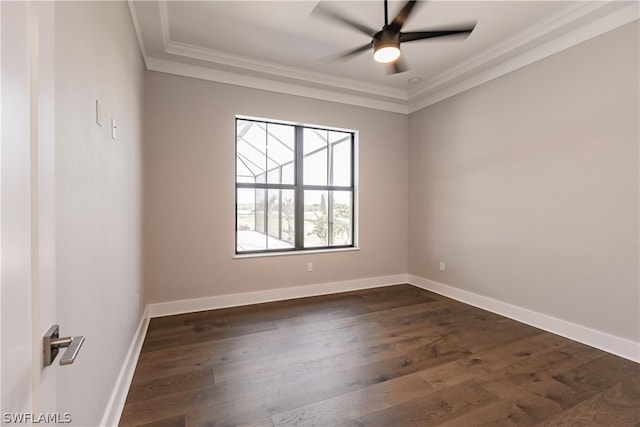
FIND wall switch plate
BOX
[95,100,102,127]
[439,261,446,272]
[307,262,313,272]
[111,118,117,140]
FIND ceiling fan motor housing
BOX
[373,27,401,51]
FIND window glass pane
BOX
[304,148,327,186]
[332,140,352,187]
[236,157,255,183]
[329,131,350,145]
[281,161,294,185]
[266,166,280,184]
[267,190,280,240]
[303,128,326,155]
[266,190,295,250]
[304,190,329,248]
[303,128,328,186]
[236,121,267,182]
[236,188,266,252]
[280,190,296,246]
[255,189,266,234]
[267,124,295,184]
[332,191,353,246]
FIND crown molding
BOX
[165,41,408,102]
[409,1,616,100]
[407,1,639,113]
[158,0,172,49]
[127,0,149,68]
[129,0,639,115]
[145,57,409,114]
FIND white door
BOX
[1,1,60,422]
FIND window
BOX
[236,118,355,254]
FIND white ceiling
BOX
[129,0,638,113]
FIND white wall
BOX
[55,2,145,425]
[143,72,409,304]
[408,22,639,343]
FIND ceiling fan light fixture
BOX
[374,45,401,63]
[373,29,401,64]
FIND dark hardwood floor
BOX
[119,284,640,426]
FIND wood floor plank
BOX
[126,366,214,404]
[270,373,433,426]
[339,380,499,426]
[420,332,570,390]
[329,299,452,328]
[434,389,565,427]
[186,362,419,426]
[135,320,336,372]
[477,342,594,398]
[212,321,392,382]
[303,329,450,377]
[237,418,275,427]
[211,319,450,383]
[519,371,606,411]
[140,320,278,353]
[120,284,639,427]
[133,319,346,384]
[536,375,640,426]
[137,414,185,427]
[120,364,313,426]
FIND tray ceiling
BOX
[129,1,638,113]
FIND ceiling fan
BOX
[313,0,476,74]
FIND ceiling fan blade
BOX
[389,1,419,32]
[312,3,377,37]
[324,42,373,63]
[400,26,476,43]
[387,58,409,74]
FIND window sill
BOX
[233,246,360,259]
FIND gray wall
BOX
[55,2,145,425]
[408,22,639,342]
[143,72,409,303]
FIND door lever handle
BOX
[43,325,85,367]
[51,335,85,365]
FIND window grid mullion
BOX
[328,190,333,247]
[327,132,334,247]
[327,131,332,187]
[263,189,268,250]
[295,126,304,250]
[279,189,283,241]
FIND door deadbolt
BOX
[43,325,85,367]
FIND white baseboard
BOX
[147,274,407,318]
[408,274,640,363]
[100,307,150,427]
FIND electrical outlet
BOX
[439,261,446,272]
[307,262,313,272]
